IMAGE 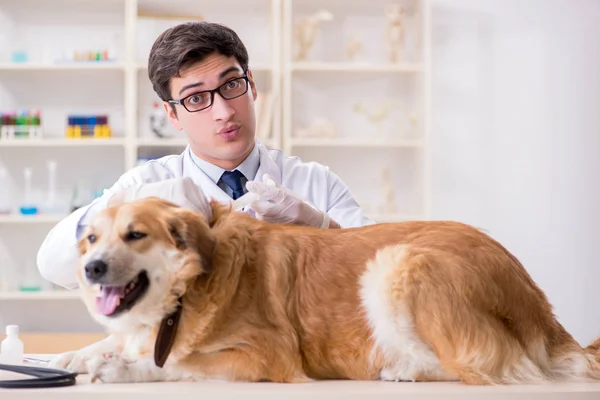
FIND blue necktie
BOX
[220,170,246,200]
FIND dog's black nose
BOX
[85,260,108,281]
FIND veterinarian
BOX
[37,21,375,289]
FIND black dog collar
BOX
[154,300,183,368]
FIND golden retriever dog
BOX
[50,196,600,385]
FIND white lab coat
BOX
[37,140,375,289]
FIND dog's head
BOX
[76,197,215,330]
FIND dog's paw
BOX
[87,353,132,384]
[288,375,314,384]
[48,351,75,370]
[379,366,416,382]
[48,350,91,373]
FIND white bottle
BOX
[0,325,24,365]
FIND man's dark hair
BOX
[148,21,250,102]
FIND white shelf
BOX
[0,290,80,300]
[282,0,432,225]
[0,0,430,333]
[290,138,424,148]
[0,138,126,147]
[291,62,423,73]
[0,63,126,71]
[0,214,66,224]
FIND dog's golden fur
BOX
[51,197,600,385]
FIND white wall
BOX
[430,0,600,345]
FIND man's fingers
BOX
[247,199,275,216]
[261,173,277,187]
[246,182,282,201]
[244,180,263,193]
[232,192,260,211]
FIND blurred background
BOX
[0,0,599,353]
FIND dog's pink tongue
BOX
[96,286,126,316]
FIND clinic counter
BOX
[2,376,600,400]
[2,356,600,400]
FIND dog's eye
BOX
[126,231,147,241]
[88,234,97,244]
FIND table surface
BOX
[1,355,600,400]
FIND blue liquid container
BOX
[19,205,38,215]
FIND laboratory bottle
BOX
[0,166,11,214]
[0,325,24,365]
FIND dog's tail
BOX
[579,337,600,377]
[544,332,600,382]
[584,337,600,359]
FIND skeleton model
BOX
[407,110,419,132]
[295,118,337,138]
[384,4,406,63]
[380,165,398,214]
[345,36,363,61]
[150,102,169,138]
[294,10,334,61]
[354,101,392,133]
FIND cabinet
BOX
[282,0,431,222]
[0,0,430,337]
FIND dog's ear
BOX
[167,209,215,274]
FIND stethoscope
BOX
[0,363,77,389]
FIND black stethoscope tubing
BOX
[0,363,77,389]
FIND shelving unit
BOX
[282,0,431,221]
[0,0,431,324]
[291,61,423,73]
[0,138,127,147]
[0,214,67,224]
[290,138,424,148]
[0,63,126,71]
[0,0,282,309]
[0,290,79,300]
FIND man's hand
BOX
[108,177,212,219]
[245,174,332,228]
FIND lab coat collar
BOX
[187,142,260,183]
[254,140,282,185]
[188,151,225,185]
[182,139,280,205]
[236,142,260,181]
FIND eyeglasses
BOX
[168,75,250,113]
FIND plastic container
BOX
[19,167,38,215]
[19,257,41,293]
[41,160,64,214]
[0,325,24,365]
[0,167,11,214]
